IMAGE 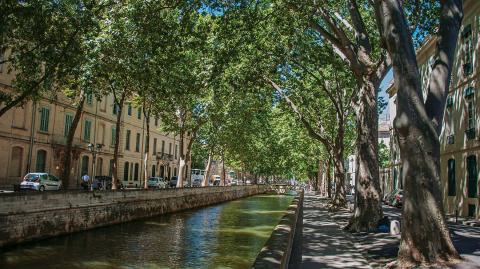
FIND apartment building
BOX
[387,0,480,219]
[0,60,189,190]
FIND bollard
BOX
[390,220,401,235]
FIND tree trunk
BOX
[143,111,150,189]
[185,132,196,187]
[221,152,226,186]
[331,149,347,208]
[375,0,462,266]
[203,152,212,187]
[61,89,85,189]
[176,130,186,188]
[326,159,332,198]
[316,160,324,193]
[111,92,126,190]
[347,81,383,232]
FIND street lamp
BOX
[87,143,103,191]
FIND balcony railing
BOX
[156,153,174,161]
[51,135,85,148]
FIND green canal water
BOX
[0,194,293,269]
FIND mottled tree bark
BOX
[111,92,126,190]
[202,152,212,187]
[327,159,332,198]
[143,108,150,189]
[176,130,186,188]
[375,0,462,266]
[61,89,85,189]
[348,81,383,232]
[331,149,347,207]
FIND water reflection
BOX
[0,195,292,269]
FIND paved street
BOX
[291,193,371,268]
[292,193,480,269]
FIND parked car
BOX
[20,173,62,191]
[148,177,167,189]
[383,189,397,205]
[385,189,402,206]
[192,178,202,187]
[169,176,178,188]
[93,176,112,190]
[392,190,403,208]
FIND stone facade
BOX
[0,57,190,189]
[0,185,267,247]
[387,0,480,219]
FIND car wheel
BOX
[39,186,45,191]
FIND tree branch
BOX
[266,77,331,146]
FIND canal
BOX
[0,194,293,269]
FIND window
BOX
[125,130,131,150]
[466,98,475,140]
[169,143,172,155]
[64,114,74,137]
[155,117,159,126]
[462,25,473,76]
[130,163,133,180]
[113,104,119,115]
[86,93,93,105]
[36,150,47,172]
[39,107,50,132]
[174,168,177,177]
[447,159,456,196]
[9,147,23,177]
[134,163,139,181]
[97,157,103,175]
[175,145,178,159]
[152,165,156,177]
[135,133,141,152]
[109,159,114,177]
[111,127,117,146]
[153,138,157,154]
[468,204,476,217]
[81,155,89,176]
[128,104,132,116]
[124,162,129,181]
[137,107,142,119]
[467,155,477,198]
[464,87,475,98]
[83,120,92,142]
[446,95,454,108]
[161,140,165,154]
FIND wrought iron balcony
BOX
[156,153,174,161]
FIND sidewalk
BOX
[293,192,371,269]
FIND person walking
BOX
[81,174,90,191]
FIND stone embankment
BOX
[252,190,304,269]
[0,185,266,247]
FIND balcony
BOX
[465,128,476,140]
[51,135,85,148]
[156,153,174,162]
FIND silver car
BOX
[147,177,167,189]
[20,173,62,191]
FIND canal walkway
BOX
[294,192,371,269]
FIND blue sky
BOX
[379,69,393,121]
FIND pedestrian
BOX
[81,173,90,191]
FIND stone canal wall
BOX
[0,185,267,247]
[252,190,304,269]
